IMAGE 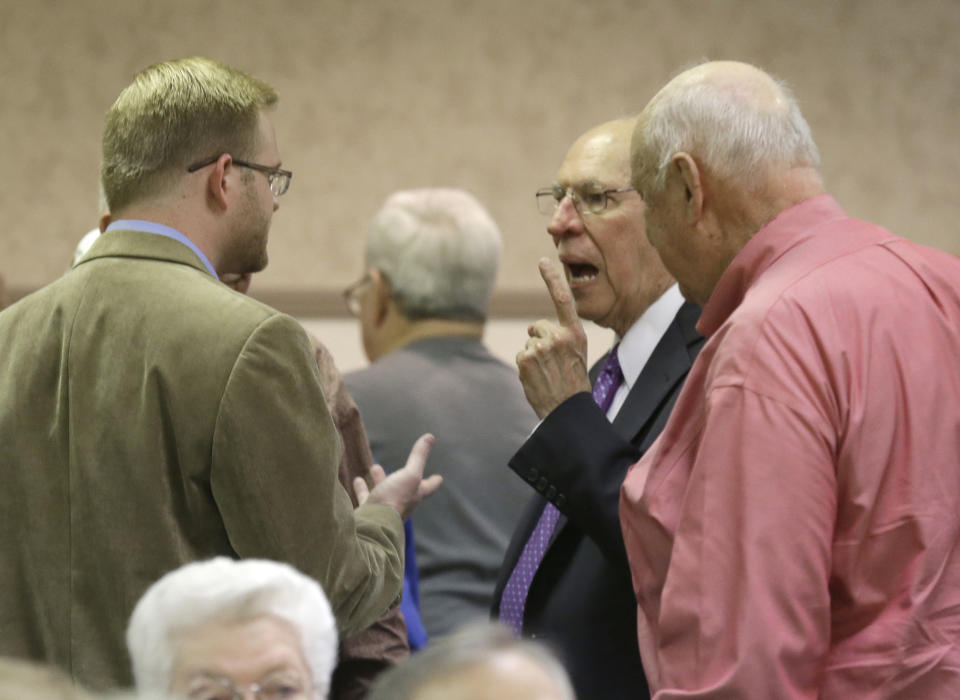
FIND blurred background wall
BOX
[2,0,958,370]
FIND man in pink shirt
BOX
[614,60,960,697]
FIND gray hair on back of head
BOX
[636,61,821,196]
[125,557,337,697]
[367,622,575,700]
[366,188,503,322]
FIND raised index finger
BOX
[538,257,581,329]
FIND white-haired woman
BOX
[126,557,337,700]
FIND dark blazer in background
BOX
[492,301,704,699]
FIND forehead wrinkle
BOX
[171,615,311,687]
[556,117,635,188]
[558,140,630,190]
[553,178,605,192]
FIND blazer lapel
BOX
[520,303,702,595]
[612,301,702,447]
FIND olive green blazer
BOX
[0,229,403,691]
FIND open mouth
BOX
[566,262,600,284]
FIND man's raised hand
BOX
[354,433,442,520]
[515,258,592,419]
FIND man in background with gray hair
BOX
[345,188,536,641]
[367,622,575,700]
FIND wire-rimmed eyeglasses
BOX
[535,184,635,216]
[342,274,373,317]
[183,673,318,700]
[187,155,293,197]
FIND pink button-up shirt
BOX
[620,195,960,698]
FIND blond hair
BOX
[101,56,277,212]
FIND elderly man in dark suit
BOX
[491,118,703,699]
[0,56,438,691]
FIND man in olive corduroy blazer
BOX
[0,57,439,692]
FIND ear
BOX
[369,268,392,326]
[670,152,704,225]
[206,153,234,210]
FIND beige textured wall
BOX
[3,0,958,307]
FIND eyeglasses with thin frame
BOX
[535,184,635,216]
[342,274,373,317]
[184,672,317,700]
[187,155,293,197]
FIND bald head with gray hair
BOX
[367,622,575,700]
[631,60,821,199]
[629,61,827,305]
[366,188,503,323]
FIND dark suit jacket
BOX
[492,301,703,699]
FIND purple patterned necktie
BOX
[499,345,623,635]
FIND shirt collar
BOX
[697,194,847,337]
[616,283,685,391]
[105,219,218,278]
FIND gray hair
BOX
[366,189,502,322]
[126,557,337,697]
[634,61,820,196]
[367,622,575,699]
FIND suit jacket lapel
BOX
[611,302,700,446]
[547,302,701,543]
[523,303,702,572]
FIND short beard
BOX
[223,181,270,274]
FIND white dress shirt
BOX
[605,284,685,420]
